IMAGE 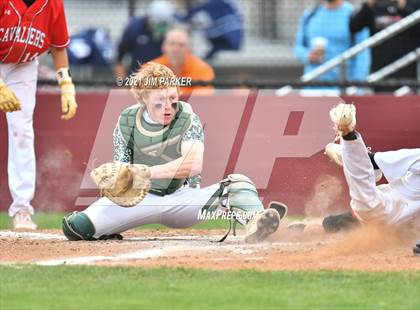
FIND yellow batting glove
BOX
[0,79,21,112]
[56,68,78,120]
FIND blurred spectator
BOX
[151,28,215,95]
[114,0,175,78]
[68,28,115,67]
[294,0,371,87]
[350,0,420,92]
[179,0,243,60]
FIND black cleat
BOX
[98,234,123,241]
[268,201,288,219]
[413,240,420,256]
[322,211,359,233]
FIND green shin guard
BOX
[62,212,96,241]
[225,174,264,222]
[203,174,264,216]
[202,174,265,242]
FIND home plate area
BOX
[1,226,418,271]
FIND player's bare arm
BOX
[148,139,204,179]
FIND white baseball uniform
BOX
[341,132,420,227]
[0,0,70,217]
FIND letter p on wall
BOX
[233,93,340,188]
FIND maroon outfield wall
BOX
[0,91,419,215]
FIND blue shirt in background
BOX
[294,2,371,82]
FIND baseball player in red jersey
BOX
[0,0,77,230]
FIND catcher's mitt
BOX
[0,79,21,112]
[90,161,151,207]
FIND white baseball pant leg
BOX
[82,184,220,238]
[0,60,38,217]
[341,132,419,225]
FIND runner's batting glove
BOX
[0,79,21,112]
[56,68,77,120]
[329,103,356,139]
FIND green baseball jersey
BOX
[113,101,204,194]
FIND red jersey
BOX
[0,0,69,63]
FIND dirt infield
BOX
[1,224,419,271]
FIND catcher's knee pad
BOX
[225,174,264,219]
[62,211,96,241]
[205,174,264,224]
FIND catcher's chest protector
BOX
[118,102,192,195]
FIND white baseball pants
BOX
[341,133,420,226]
[82,184,221,238]
[0,60,38,217]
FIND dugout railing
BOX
[299,9,420,94]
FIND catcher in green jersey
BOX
[62,63,287,242]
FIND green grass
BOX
[1,213,417,309]
[0,212,65,230]
[0,266,419,310]
[0,212,230,230]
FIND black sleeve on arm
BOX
[350,2,375,34]
[400,1,420,36]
